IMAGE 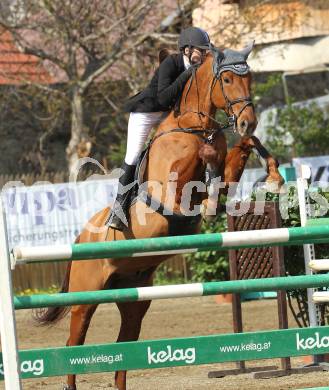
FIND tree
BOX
[265,103,329,162]
[0,0,173,171]
[0,83,69,174]
[0,0,200,172]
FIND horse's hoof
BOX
[63,386,76,390]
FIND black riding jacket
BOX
[124,53,193,113]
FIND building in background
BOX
[194,1,329,102]
[194,1,329,153]
[194,1,329,70]
[0,29,52,84]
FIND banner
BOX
[1,326,329,379]
[3,179,117,250]
[293,155,329,183]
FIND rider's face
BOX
[184,47,206,65]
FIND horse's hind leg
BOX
[114,300,152,390]
[64,303,98,390]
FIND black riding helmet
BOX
[178,27,211,51]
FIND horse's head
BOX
[209,42,257,136]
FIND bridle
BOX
[192,52,254,136]
[212,69,254,133]
[176,53,253,143]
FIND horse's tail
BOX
[33,261,72,325]
[34,235,80,326]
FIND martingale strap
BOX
[148,127,222,147]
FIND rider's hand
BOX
[179,64,200,85]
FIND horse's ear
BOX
[216,49,225,62]
[240,40,255,60]
[210,44,224,61]
[158,48,170,64]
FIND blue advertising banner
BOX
[2,179,117,250]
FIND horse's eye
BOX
[224,77,230,84]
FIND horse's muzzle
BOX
[237,118,257,137]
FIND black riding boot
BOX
[106,162,136,231]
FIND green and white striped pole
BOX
[13,225,329,264]
[14,273,329,310]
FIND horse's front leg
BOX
[222,135,284,194]
[202,136,253,218]
[113,268,155,390]
[248,135,284,190]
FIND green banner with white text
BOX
[1,326,329,379]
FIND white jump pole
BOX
[297,164,318,329]
[313,291,329,303]
[309,260,329,271]
[0,197,22,389]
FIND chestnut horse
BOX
[37,44,283,390]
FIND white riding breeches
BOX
[124,111,169,165]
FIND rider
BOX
[107,26,212,231]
